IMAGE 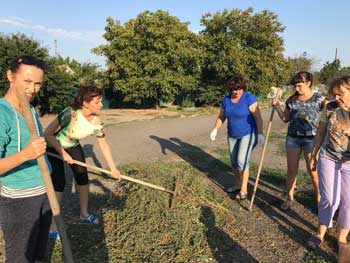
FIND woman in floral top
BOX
[272,71,327,210]
[307,76,350,258]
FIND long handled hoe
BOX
[17,92,74,262]
[47,152,180,209]
[249,88,282,211]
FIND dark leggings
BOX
[48,144,89,192]
[0,194,52,263]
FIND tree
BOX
[317,59,342,85]
[0,33,49,97]
[35,57,78,114]
[0,33,80,114]
[52,56,103,87]
[199,8,287,105]
[285,54,315,81]
[93,10,203,107]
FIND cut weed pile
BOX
[47,162,236,263]
[46,156,338,263]
[1,144,338,263]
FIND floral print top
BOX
[319,101,350,162]
[286,92,325,136]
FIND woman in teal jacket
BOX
[0,55,51,262]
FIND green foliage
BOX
[318,59,341,85]
[285,54,315,83]
[317,59,350,85]
[35,57,78,114]
[52,56,103,87]
[179,96,195,108]
[93,10,203,107]
[198,8,288,105]
[0,33,49,97]
[0,33,103,114]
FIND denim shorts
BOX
[285,135,314,152]
[227,133,256,171]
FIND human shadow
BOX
[200,206,258,263]
[83,144,102,168]
[150,136,337,261]
[249,184,337,262]
[149,135,236,192]
[46,161,127,262]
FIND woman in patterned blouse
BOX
[307,76,350,257]
[272,71,328,210]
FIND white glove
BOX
[210,128,218,141]
[257,133,265,146]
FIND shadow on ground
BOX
[150,135,338,262]
[150,135,236,192]
[45,163,127,262]
[200,206,258,263]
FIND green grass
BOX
[47,162,235,263]
[46,144,327,263]
[214,147,316,211]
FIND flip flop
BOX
[306,235,323,250]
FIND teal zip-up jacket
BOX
[0,99,51,189]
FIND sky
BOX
[0,0,349,70]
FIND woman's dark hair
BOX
[227,75,246,92]
[9,55,46,73]
[291,71,313,87]
[328,76,350,96]
[72,86,104,110]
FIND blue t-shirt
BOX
[221,92,257,137]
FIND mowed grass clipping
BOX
[47,161,235,263]
[46,146,330,263]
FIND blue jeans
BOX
[285,135,314,152]
[227,133,256,171]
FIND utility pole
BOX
[335,48,338,61]
[54,39,58,57]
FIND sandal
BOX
[306,235,323,250]
[80,214,99,224]
[235,192,247,200]
[281,199,293,211]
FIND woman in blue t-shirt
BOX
[210,76,264,200]
[272,71,327,210]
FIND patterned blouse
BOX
[286,92,325,136]
[319,101,350,162]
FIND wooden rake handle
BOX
[249,89,282,211]
[17,93,74,262]
[47,152,175,195]
[249,106,276,211]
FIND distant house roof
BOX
[57,64,74,75]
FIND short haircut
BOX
[72,86,104,110]
[9,55,46,73]
[227,75,246,92]
[291,71,313,86]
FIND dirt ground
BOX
[0,106,338,262]
[76,106,294,172]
